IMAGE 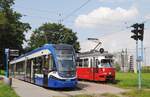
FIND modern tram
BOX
[76,51,115,82]
[9,44,77,88]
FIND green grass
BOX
[74,94,93,97]
[101,93,119,97]
[114,72,150,89]
[121,89,150,97]
[0,81,19,97]
[53,90,150,97]
[0,70,4,75]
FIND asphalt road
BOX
[12,79,126,97]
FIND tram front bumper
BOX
[48,78,77,88]
[99,73,115,81]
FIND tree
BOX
[0,0,31,50]
[0,0,31,64]
[28,23,80,52]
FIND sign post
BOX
[4,48,9,77]
[4,49,19,77]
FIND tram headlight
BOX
[49,75,66,81]
[109,72,112,75]
[102,68,105,72]
[49,75,59,80]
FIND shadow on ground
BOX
[45,82,89,92]
[111,80,121,84]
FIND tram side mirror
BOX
[99,48,104,53]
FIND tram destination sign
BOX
[9,49,19,57]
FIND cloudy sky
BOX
[13,0,150,53]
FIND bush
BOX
[0,70,4,75]
[114,63,121,72]
[142,66,150,73]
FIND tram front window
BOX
[55,49,76,77]
[98,59,112,68]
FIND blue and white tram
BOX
[9,44,77,88]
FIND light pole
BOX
[130,23,144,90]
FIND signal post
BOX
[130,23,144,90]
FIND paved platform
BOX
[12,79,126,97]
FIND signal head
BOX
[131,35,138,40]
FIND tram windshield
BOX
[98,59,112,68]
[55,49,76,73]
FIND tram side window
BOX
[15,61,25,75]
[34,57,43,74]
[26,59,31,77]
[90,59,92,67]
[78,59,83,67]
[96,59,100,68]
[43,55,49,68]
[83,58,89,67]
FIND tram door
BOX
[30,60,34,83]
[43,55,48,87]
[90,57,98,81]
[43,69,48,87]
[90,57,95,80]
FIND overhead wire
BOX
[13,5,60,14]
[13,1,144,35]
[62,0,92,21]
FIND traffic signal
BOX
[138,23,144,41]
[131,23,138,40]
[130,23,144,41]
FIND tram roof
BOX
[10,44,73,64]
[77,51,113,58]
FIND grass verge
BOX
[101,93,119,97]
[53,89,150,97]
[0,81,19,97]
[0,70,4,75]
[114,72,150,89]
[121,89,150,97]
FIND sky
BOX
[13,0,150,53]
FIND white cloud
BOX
[75,7,138,28]
[80,29,150,65]
[145,14,150,20]
[80,29,150,53]
[80,31,133,52]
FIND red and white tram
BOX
[76,51,115,82]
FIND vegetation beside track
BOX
[0,81,19,97]
[0,70,4,75]
[114,72,150,89]
[54,89,150,97]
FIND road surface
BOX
[12,79,126,97]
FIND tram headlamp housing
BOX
[102,68,105,72]
[109,72,111,75]
[49,75,59,80]
[49,75,66,81]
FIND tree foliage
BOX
[28,23,80,52]
[0,0,31,50]
[0,0,31,64]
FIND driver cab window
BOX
[100,59,112,67]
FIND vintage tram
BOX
[76,51,115,82]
